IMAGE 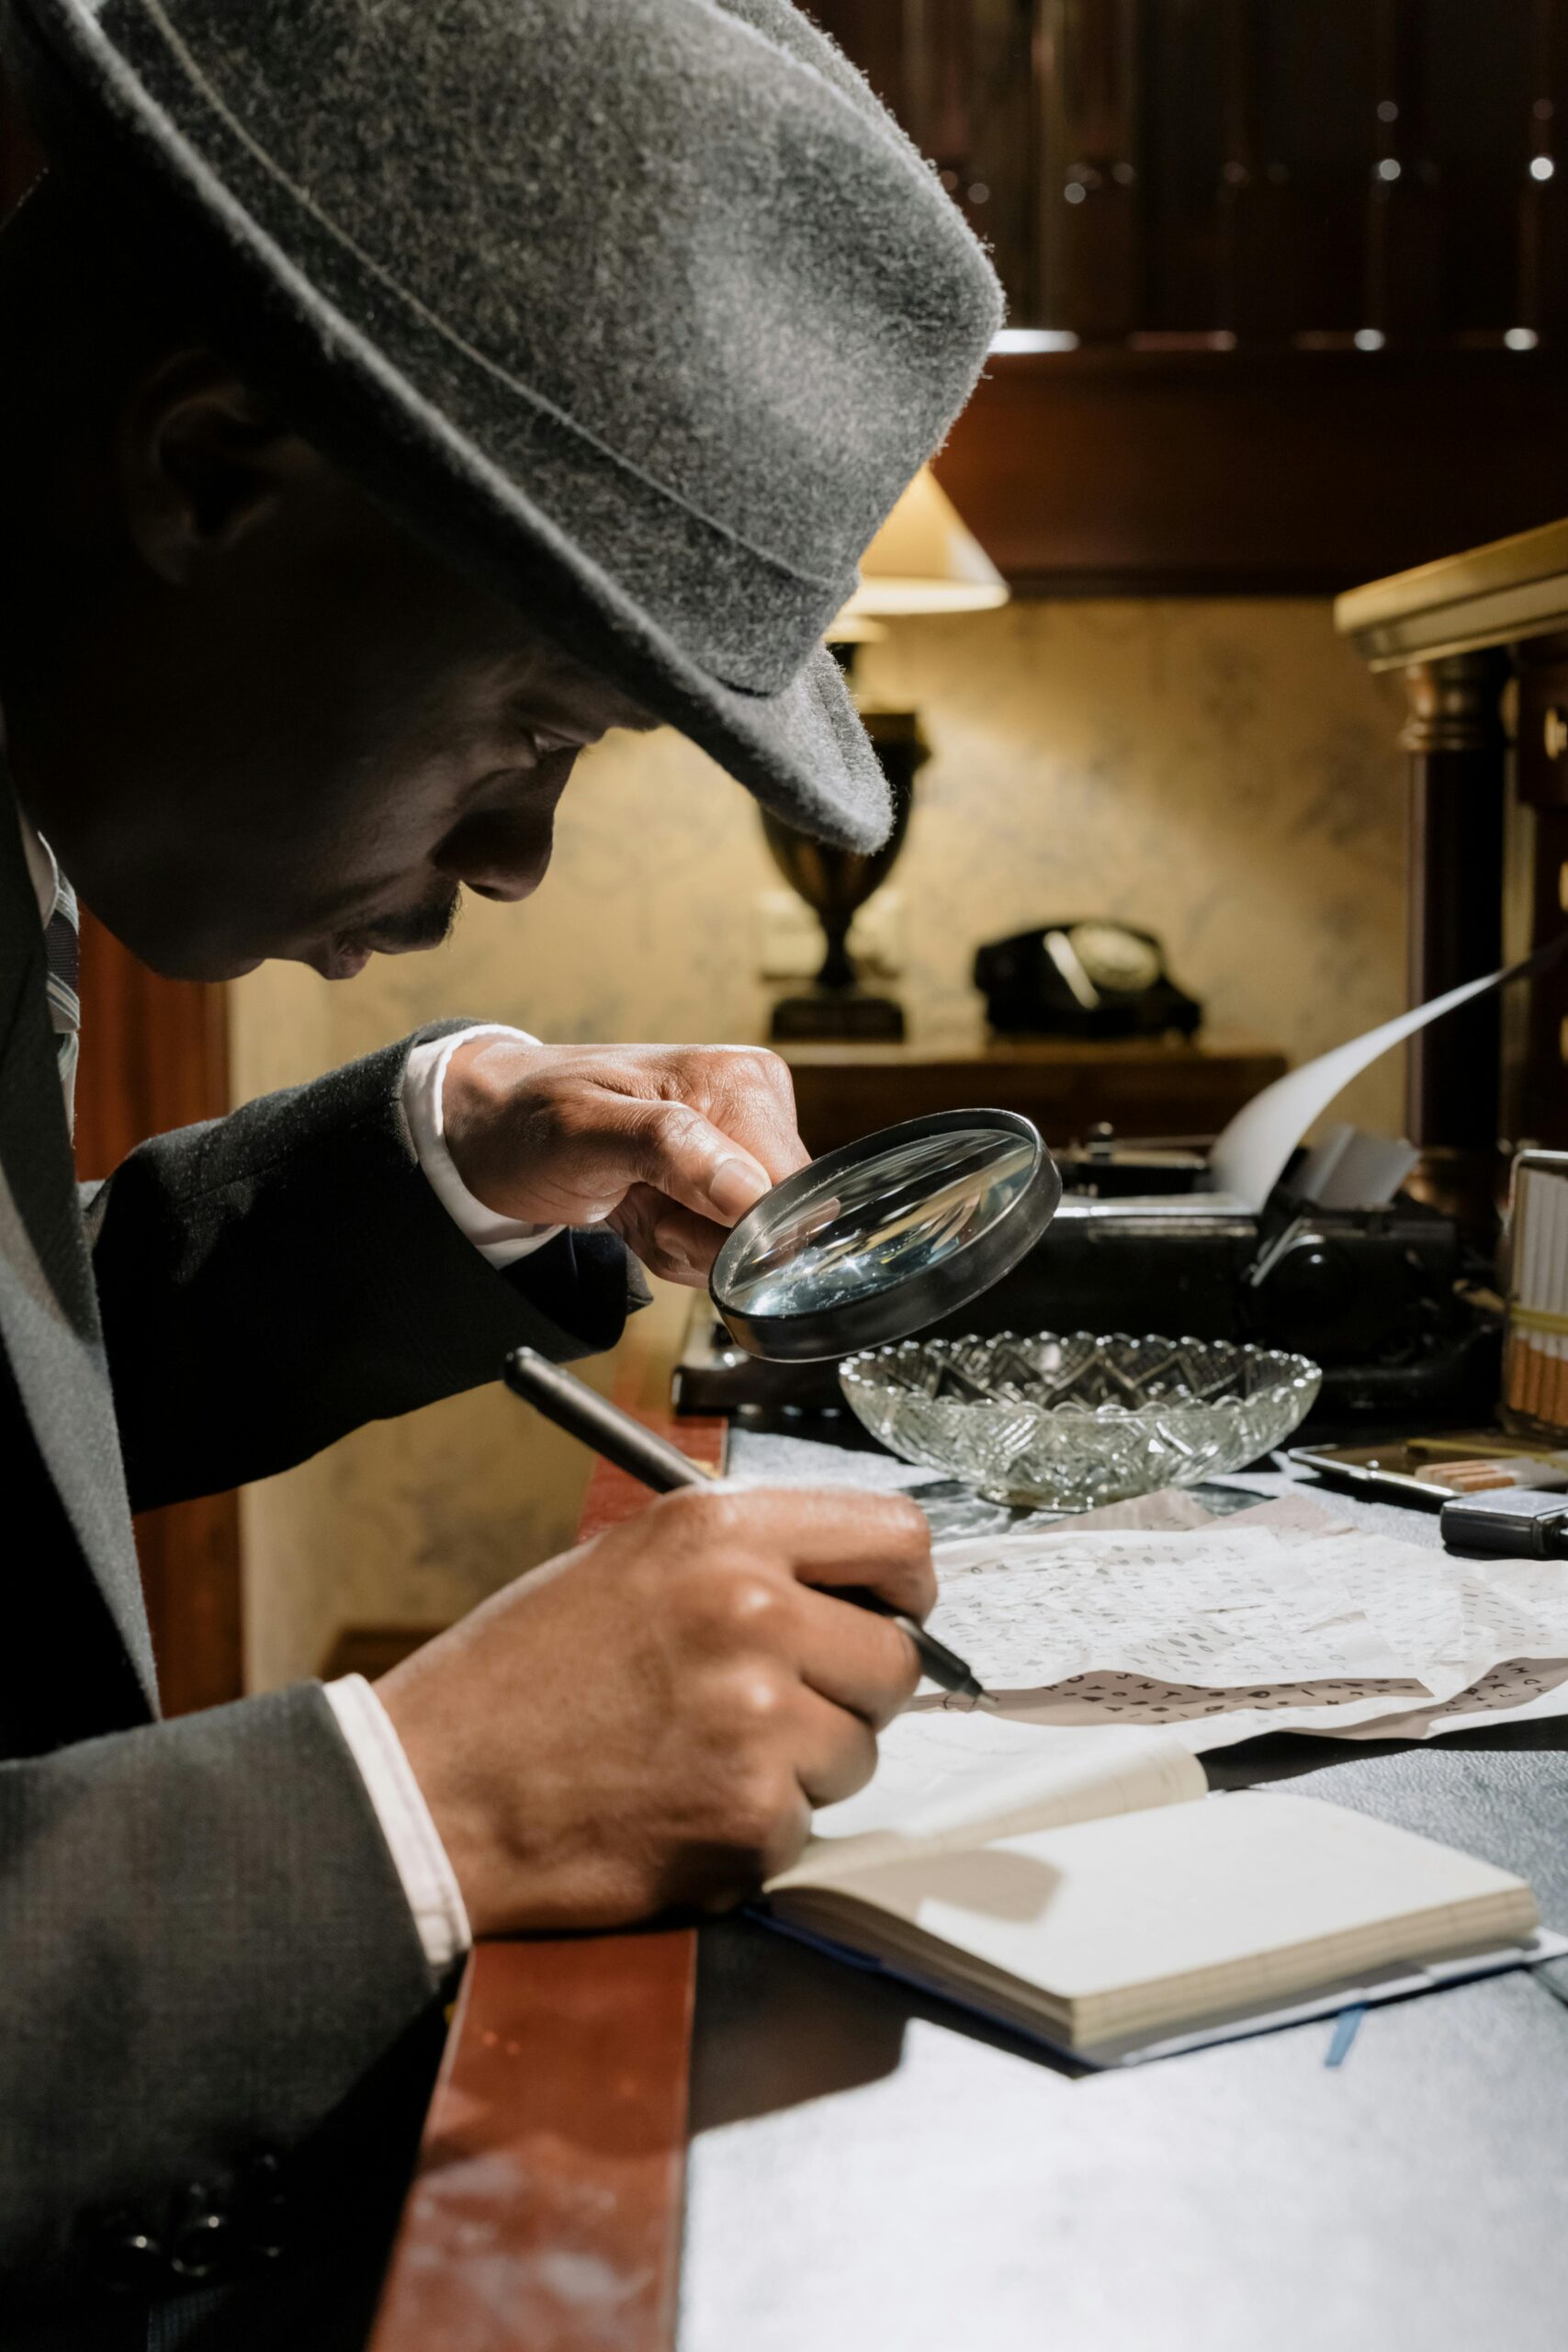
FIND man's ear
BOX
[117,349,314,583]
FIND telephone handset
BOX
[974,922,1203,1040]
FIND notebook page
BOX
[771,1714,1203,1892]
[785,1791,1537,2044]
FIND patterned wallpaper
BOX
[231,600,1408,1689]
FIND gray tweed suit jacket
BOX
[0,777,636,2342]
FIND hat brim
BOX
[10,0,896,852]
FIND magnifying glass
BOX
[710,1109,1061,1361]
[502,1107,1056,1709]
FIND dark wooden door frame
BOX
[76,912,244,1713]
[2,74,243,1711]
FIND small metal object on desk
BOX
[503,1348,991,1703]
[1440,1487,1568,1559]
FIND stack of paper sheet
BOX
[925,1508,1568,1750]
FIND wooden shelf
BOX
[1336,512,1568,667]
[779,1032,1285,1158]
[935,348,1568,598]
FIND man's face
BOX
[5,406,652,981]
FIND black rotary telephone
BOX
[973,922,1203,1041]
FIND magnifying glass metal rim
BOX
[710,1107,1061,1363]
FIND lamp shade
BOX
[833,466,1010,625]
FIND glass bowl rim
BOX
[838,1329,1322,1425]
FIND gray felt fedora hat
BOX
[6,0,1001,850]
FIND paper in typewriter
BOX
[1210,939,1565,1210]
[922,1522,1568,1748]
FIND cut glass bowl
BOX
[838,1330,1322,1511]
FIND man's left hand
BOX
[440,1036,810,1284]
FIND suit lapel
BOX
[0,772,157,1713]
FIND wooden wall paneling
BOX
[818,4,1568,590]
[811,1,1037,317]
[1364,0,1440,345]
[1140,0,1229,336]
[1418,0,1526,338]
[1038,0,1142,338]
[1212,0,1290,344]
[75,912,243,1713]
[818,0,1568,349]
[1279,0,1382,341]
[72,913,228,1177]
[1518,0,1568,342]
[807,0,912,122]
[943,0,1039,318]
[901,1,974,211]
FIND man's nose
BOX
[435,805,557,902]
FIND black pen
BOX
[503,1347,992,1704]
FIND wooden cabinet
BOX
[937,341,1568,596]
[816,1,1568,592]
[818,0,1568,345]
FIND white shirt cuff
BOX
[402,1024,565,1269]
[324,1674,472,1975]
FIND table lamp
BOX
[763,467,1008,1043]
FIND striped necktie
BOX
[40,865,81,1132]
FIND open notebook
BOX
[761,1715,1548,2064]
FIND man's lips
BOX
[307,940,374,979]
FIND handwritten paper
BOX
[931,1527,1410,1689]
[923,1521,1568,1749]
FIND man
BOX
[0,0,998,2336]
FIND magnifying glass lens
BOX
[722,1128,1037,1318]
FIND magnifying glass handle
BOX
[502,1348,992,1704]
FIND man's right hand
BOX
[376,1485,934,1937]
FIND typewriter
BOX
[671,1128,1501,1427]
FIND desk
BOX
[371,1419,1568,2352]
[367,1413,718,2352]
